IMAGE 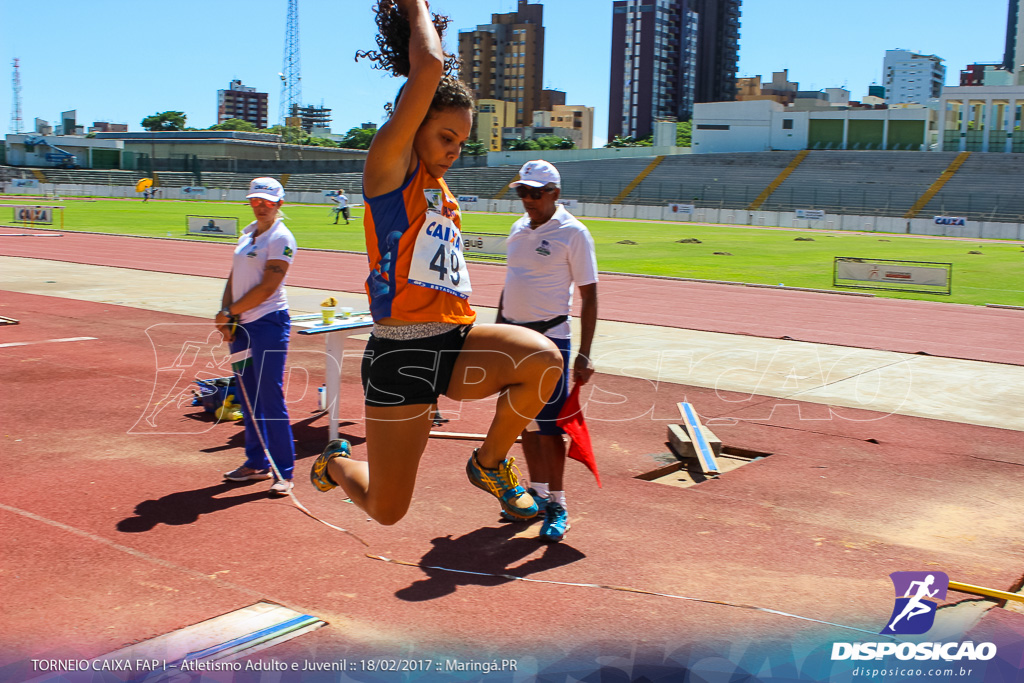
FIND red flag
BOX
[556,384,601,487]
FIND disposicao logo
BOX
[830,571,997,663]
[882,571,947,635]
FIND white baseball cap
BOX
[509,159,560,188]
[246,177,285,202]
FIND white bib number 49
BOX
[408,212,472,299]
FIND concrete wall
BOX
[6,183,363,206]
[693,101,933,154]
[486,146,690,167]
[123,141,366,162]
[692,100,782,153]
[12,181,1024,241]
[769,112,810,151]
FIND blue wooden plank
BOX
[679,402,719,475]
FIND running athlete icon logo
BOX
[881,571,948,635]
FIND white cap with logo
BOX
[246,177,285,202]
[509,159,560,188]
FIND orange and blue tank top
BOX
[364,161,476,324]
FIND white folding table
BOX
[294,314,374,440]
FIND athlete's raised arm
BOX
[363,0,444,198]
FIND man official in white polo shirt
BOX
[496,159,598,542]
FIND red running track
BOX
[1,226,1020,365]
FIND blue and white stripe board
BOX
[291,311,370,322]
[70,602,325,682]
[297,316,375,335]
[678,402,719,475]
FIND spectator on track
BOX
[331,189,350,224]
[215,177,298,497]
[495,159,598,542]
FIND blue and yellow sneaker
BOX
[466,450,539,521]
[500,488,547,522]
[310,439,350,492]
[539,501,570,542]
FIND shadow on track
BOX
[115,481,272,532]
[394,525,586,602]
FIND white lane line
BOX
[0,501,265,600]
[0,336,98,348]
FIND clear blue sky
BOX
[1,0,1009,146]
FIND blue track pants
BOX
[230,309,295,479]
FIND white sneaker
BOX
[269,479,293,496]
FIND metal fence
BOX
[556,178,1024,222]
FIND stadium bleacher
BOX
[441,167,520,198]
[617,152,800,208]
[762,151,962,217]
[280,172,363,193]
[4,150,1024,221]
[33,168,150,186]
[922,152,1024,220]
[552,157,657,203]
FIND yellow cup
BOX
[321,307,336,325]
[340,307,354,319]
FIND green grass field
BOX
[2,196,1022,306]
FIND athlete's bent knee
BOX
[365,501,410,526]
[527,341,563,375]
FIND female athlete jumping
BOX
[310,0,562,526]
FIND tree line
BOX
[139,111,339,147]
[140,111,578,155]
[140,111,692,151]
[605,121,692,148]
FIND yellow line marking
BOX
[492,173,520,200]
[612,156,665,204]
[747,149,809,210]
[903,151,971,219]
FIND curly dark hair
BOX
[356,1,474,116]
[388,74,475,118]
[356,1,461,77]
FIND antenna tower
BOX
[11,58,23,134]
[280,0,302,125]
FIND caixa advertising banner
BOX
[934,216,967,226]
[12,205,53,224]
